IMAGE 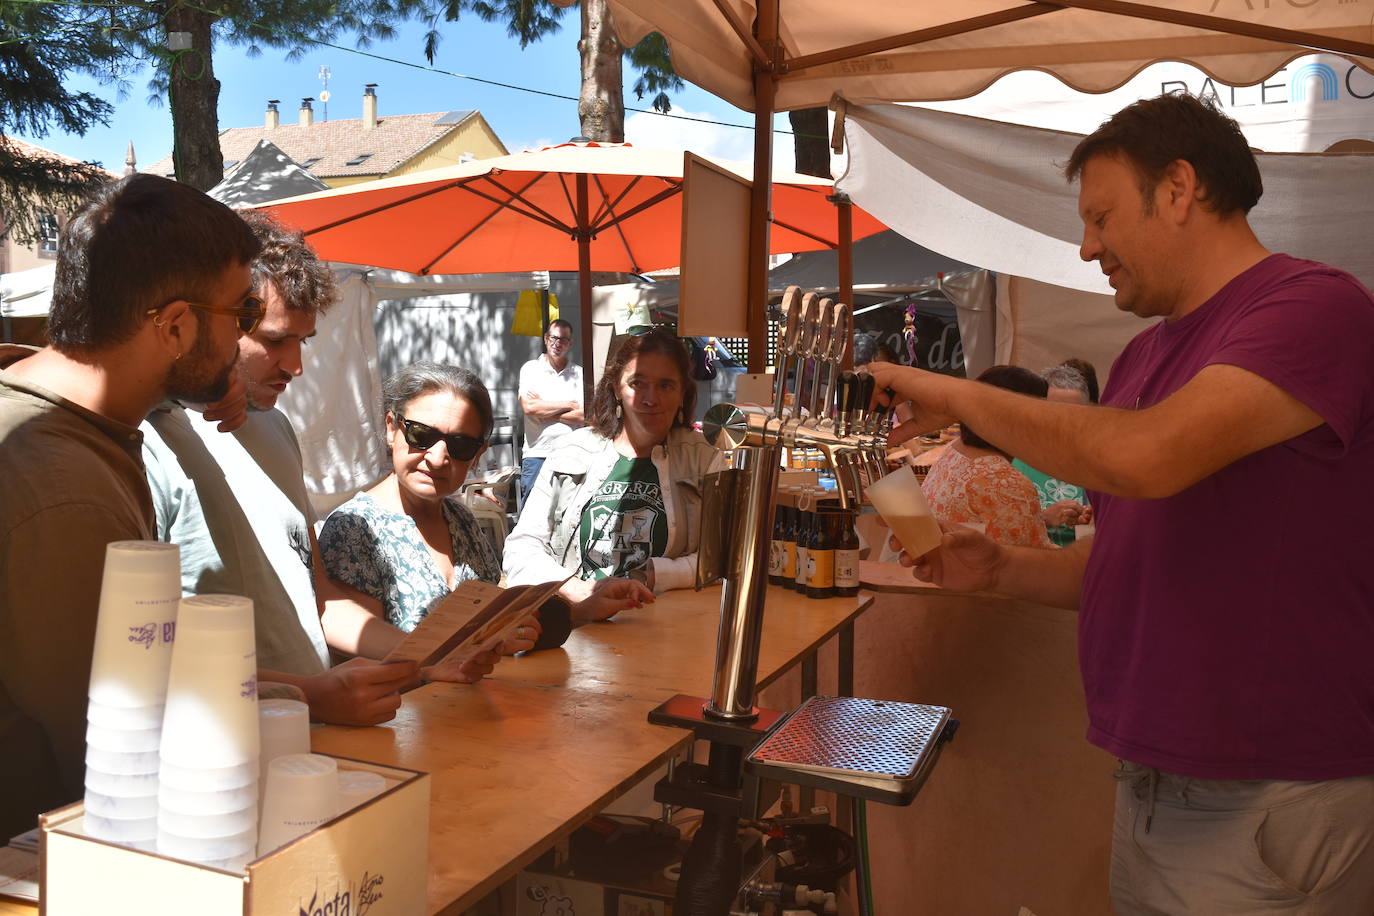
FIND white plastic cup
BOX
[85,746,160,776]
[258,699,310,784]
[257,754,339,856]
[159,595,259,770]
[84,789,159,820]
[85,722,161,754]
[336,770,387,815]
[159,781,258,816]
[84,768,159,797]
[159,760,257,792]
[87,541,181,709]
[83,812,157,847]
[158,805,258,838]
[157,827,257,864]
[866,469,944,558]
[1075,524,1096,541]
[86,701,164,730]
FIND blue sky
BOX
[22,13,795,175]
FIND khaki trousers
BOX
[1110,761,1374,915]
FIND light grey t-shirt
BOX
[141,406,329,676]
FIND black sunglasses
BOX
[147,296,266,336]
[395,416,485,461]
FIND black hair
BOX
[961,365,1048,453]
[1065,92,1262,217]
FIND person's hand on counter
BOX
[496,616,542,655]
[895,521,1006,593]
[282,657,419,726]
[562,575,655,624]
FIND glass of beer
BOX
[866,467,944,559]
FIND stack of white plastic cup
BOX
[156,595,260,869]
[257,699,310,785]
[84,541,182,849]
[258,754,339,856]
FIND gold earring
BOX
[152,315,166,329]
[174,350,182,362]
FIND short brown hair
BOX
[48,174,260,353]
[1065,92,1262,217]
[590,328,695,438]
[238,209,336,317]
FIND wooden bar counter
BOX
[309,583,873,915]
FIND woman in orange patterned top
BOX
[920,365,1056,548]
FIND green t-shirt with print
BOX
[579,455,668,579]
[1012,458,1088,548]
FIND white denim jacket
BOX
[503,426,724,593]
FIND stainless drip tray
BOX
[746,695,953,805]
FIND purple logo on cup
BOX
[128,622,157,650]
[240,676,257,699]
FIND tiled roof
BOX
[2,136,118,177]
[145,110,486,180]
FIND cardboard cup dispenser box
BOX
[40,756,428,916]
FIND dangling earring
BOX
[676,407,685,427]
[173,350,182,362]
[614,401,622,420]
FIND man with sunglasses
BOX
[140,212,502,731]
[518,318,584,503]
[0,174,261,838]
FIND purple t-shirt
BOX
[1082,254,1374,780]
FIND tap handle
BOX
[834,370,860,434]
[855,372,877,430]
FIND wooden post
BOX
[576,172,595,408]
[746,1,780,373]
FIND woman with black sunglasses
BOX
[318,362,514,636]
[319,362,643,642]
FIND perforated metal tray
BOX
[746,695,951,805]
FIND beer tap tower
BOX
[651,288,955,916]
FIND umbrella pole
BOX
[745,27,777,374]
[576,172,596,408]
[835,193,855,369]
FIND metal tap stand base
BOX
[649,694,786,819]
[747,696,958,806]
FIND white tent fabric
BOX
[836,101,1374,294]
[0,263,54,318]
[600,0,1374,113]
[207,140,329,207]
[918,54,1374,154]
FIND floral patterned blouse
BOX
[921,446,1056,549]
[319,492,502,632]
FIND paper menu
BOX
[382,577,570,669]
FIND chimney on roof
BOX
[363,84,378,131]
[299,98,314,127]
[124,141,137,177]
[265,99,280,130]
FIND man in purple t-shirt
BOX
[870,93,1374,913]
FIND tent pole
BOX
[576,172,595,408]
[834,193,854,369]
[745,4,779,374]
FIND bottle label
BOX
[834,548,860,588]
[782,542,798,579]
[769,539,782,576]
[795,546,810,586]
[810,549,834,589]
